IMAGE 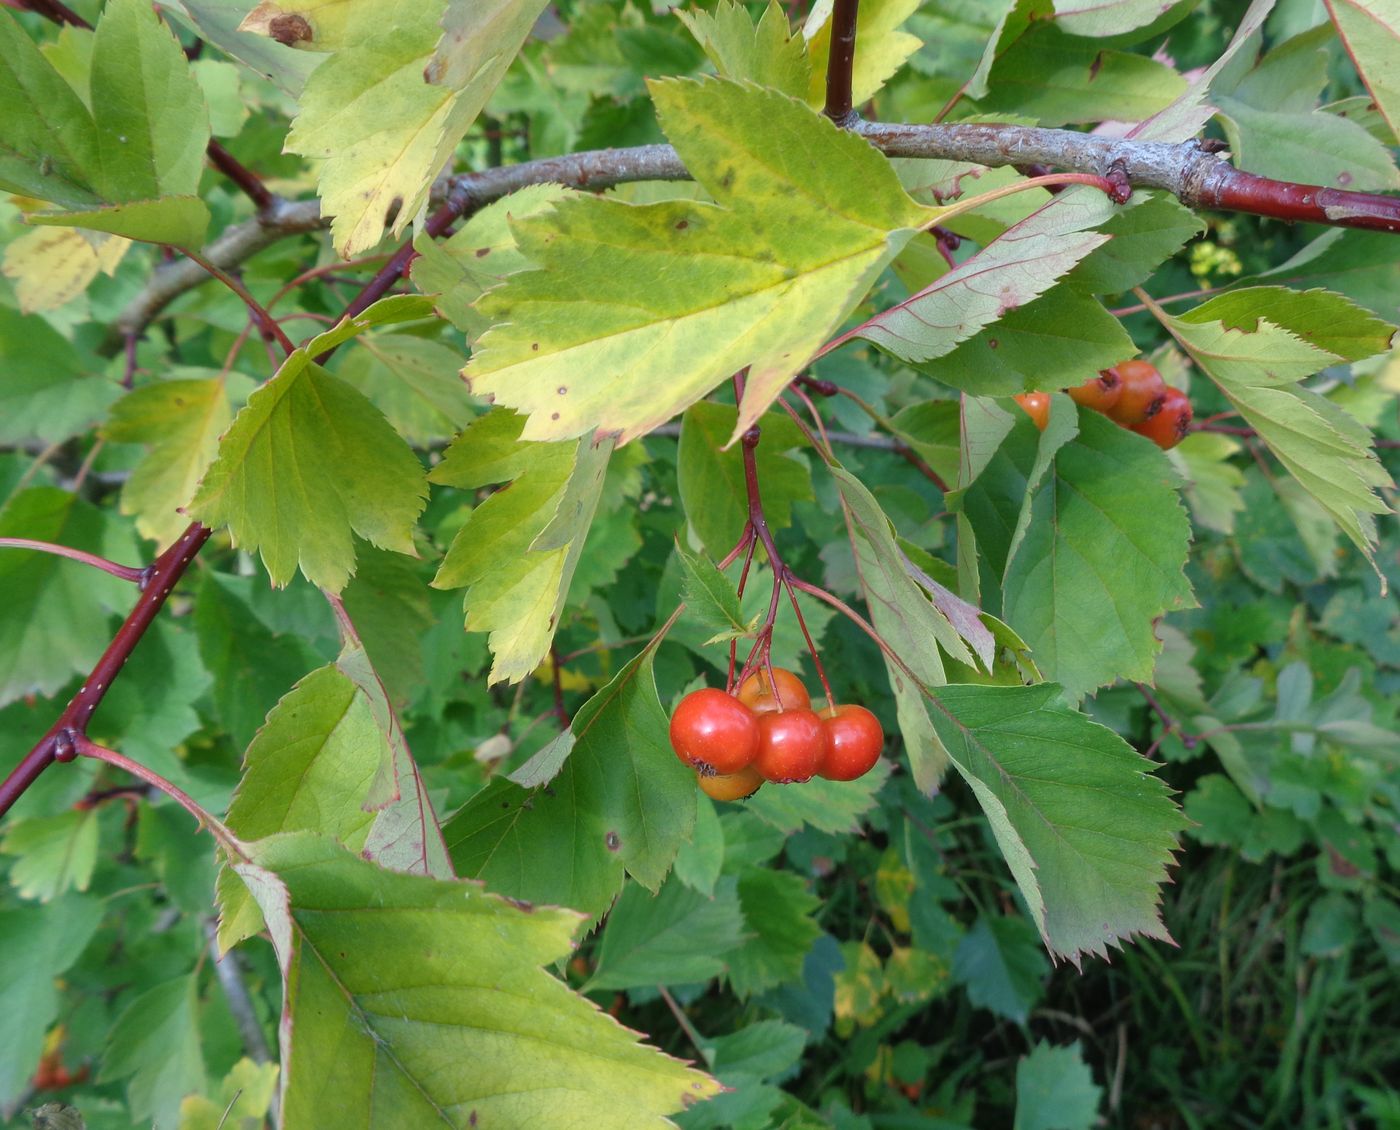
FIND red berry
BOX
[736,667,811,714]
[1106,359,1166,425]
[697,764,764,801]
[1131,386,1193,449]
[754,709,827,783]
[818,705,884,781]
[1066,370,1122,414]
[1014,391,1051,431]
[669,689,759,776]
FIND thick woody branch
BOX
[108,124,1400,346]
[824,0,860,124]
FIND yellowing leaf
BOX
[431,410,612,683]
[254,0,549,255]
[804,0,921,106]
[188,352,428,591]
[1165,289,1395,563]
[467,77,932,446]
[104,375,252,545]
[1,226,128,314]
[237,834,720,1127]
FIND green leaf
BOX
[2,224,129,315]
[218,652,451,950]
[0,307,120,446]
[674,794,724,897]
[0,10,102,209]
[104,373,253,545]
[333,334,474,447]
[258,0,548,255]
[676,540,750,642]
[192,571,316,753]
[444,643,696,913]
[1166,291,1395,562]
[178,1058,279,1130]
[431,410,613,684]
[1175,431,1247,535]
[1052,0,1196,38]
[99,976,206,1128]
[235,833,720,1126]
[973,13,1185,125]
[188,350,428,591]
[300,294,439,356]
[0,809,99,902]
[745,759,891,834]
[90,0,209,200]
[677,402,813,557]
[677,0,810,96]
[1002,411,1196,697]
[725,867,822,997]
[0,896,103,1106]
[175,0,322,96]
[1328,0,1400,141]
[1253,229,1400,321]
[0,487,138,708]
[934,286,1135,396]
[341,545,435,709]
[0,0,214,245]
[929,683,1186,962]
[850,186,1113,364]
[1067,192,1204,294]
[1014,1042,1103,1130]
[951,913,1047,1023]
[466,77,931,445]
[589,875,747,990]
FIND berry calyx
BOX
[1014,391,1051,430]
[1106,359,1166,425]
[697,764,764,802]
[669,688,759,776]
[818,704,884,781]
[736,667,811,713]
[1131,386,1193,449]
[754,709,827,783]
[1067,370,1122,414]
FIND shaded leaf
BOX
[589,876,747,990]
[98,976,206,1129]
[1014,1042,1103,1130]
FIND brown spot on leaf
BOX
[988,338,999,349]
[551,412,560,420]
[475,247,491,258]
[1337,171,1353,186]
[531,342,539,351]
[557,386,567,395]
[1088,51,1103,80]
[675,219,689,230]
[269,13,313,45]
[606,830,621,851]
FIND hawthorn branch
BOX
[106,123,1400,349]
[823,0,860,125]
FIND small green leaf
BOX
[589,875,747,990]
[677,0,810,95]
[0,809,99,902]
[1001,411,1196,697]
[99,976,206,1129]
[188,351,428,591]
[951,913,1047,1023]
[725,867,821,997]
[0,897,103,1106]
[1014,1042,1103,1130]
[0,307,120,446]
[445,643,695,912]
[677,402,813,557]
[335,334,474,447]
[745,759,891,834]
[0,487,138,708]
[676,540,750,642]
[431,410,613,683]
[235,833,720,1126]
[178,1058,279,1130]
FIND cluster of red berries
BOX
[1014,359,1193,450]
[669,668,883,801]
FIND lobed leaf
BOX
[235,833,719,1128]
[466,77,933,446]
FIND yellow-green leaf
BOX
[466,77,934,446]
[188,352,428,591]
